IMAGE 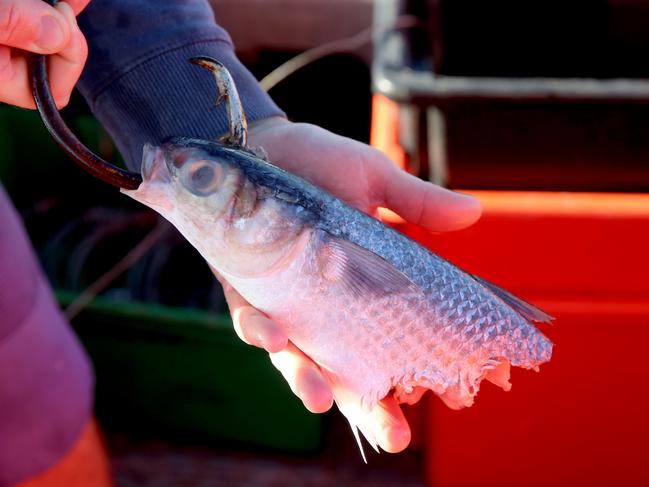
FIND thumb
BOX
[379,162,482,233]
[0,0,71,53]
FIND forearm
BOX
[0,186,93,486]
[77,0,284,171]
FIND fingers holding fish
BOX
[247,117,482,234]
[379,165,483,232]
[232,303,288,353]
[266,336,412,452]
[269,343,334,414]
[235,309,288,354]
[368,396,411,453]
[213,267,334,414]
[224,279,334,414]
[0,1,86,108]
[216,270,288,353]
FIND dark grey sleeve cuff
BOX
[79,40,285,171]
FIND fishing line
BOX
[260,16,420,92]
[64,220,170,320]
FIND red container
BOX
[372,94,649,486]
[398,191,649,487]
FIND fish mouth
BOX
[122,144,174,212]
[141,143,171,183]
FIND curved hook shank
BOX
[30,54,142,189]
[29,0,142,190]
[189,56,248,148]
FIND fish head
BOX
[134,139,245,218]
[123,138,314,278]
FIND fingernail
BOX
[451,192,483,224]
[35,15,66,51]
[451,190,478,203]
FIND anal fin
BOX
[351,425,368,464]
[327,376,382,462]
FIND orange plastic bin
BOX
[395,191,649,487]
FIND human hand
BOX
[0,0,89,109]
[218,117,482,453]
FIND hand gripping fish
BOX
[31,49,553,457]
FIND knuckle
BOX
[77,33,88,58]
[0,64,11,84]
[50,83,69,108]
[0,50,12,82]
[0,3,24,44]
[415,185,435,224]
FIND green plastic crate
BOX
[59,291,322,452]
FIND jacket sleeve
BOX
[77,0,285,171]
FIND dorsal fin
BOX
[472,275,554,324]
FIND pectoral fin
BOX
[316,231,420,298]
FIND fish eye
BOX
[183,160,222,195]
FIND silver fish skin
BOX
[124,137,553,453]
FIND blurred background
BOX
[3,0,649,485]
